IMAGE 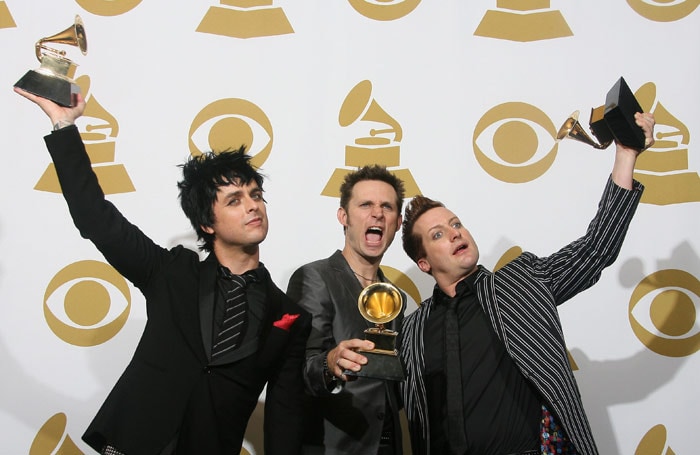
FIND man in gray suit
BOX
[398,112,655,455]
[287,165,406,455]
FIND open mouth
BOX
[453,244,467,255]
[366,226,384,243]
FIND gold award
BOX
[557,77,647,151]
[345,282,405,381]
[14,15,87,107]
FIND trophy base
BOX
[344,350,405,382]
[14,70,80,107]
[603,77,646,150]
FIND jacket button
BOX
[204,367,211,373]
[376,411,385,420]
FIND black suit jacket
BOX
[44,126,310,455]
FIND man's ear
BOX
[337,207,348,227]
[395,214,403,232]
[417,257,431,274]
[201,225,214,235]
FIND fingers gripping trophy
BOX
[345,282,406,382]
[14,15,87,107]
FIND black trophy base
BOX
[344,351,405,382]
[14,70,80,107]
[590,77,646,150]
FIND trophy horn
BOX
[35,15,87,61]
[556,110,611,150]
[358,282,404,328]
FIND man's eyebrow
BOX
[427,222,443,232]
[220,188,244,200]
[428,217,458,232]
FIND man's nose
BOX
[244,196,260,211]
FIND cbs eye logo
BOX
[348,0,421,21]
[189,98,273,169]
[75,0,142,16]
[473,102,559,183]
[44,260,131,347]
[629,269,700,357]
[627,0,699,21]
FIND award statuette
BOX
[345,282,405,381]
[14,15,87,107]
[557,77,647,150]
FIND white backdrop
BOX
[1,1,699,454]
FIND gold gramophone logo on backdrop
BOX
[189,98,274,169]
[0,1,16,28]
[76,0,142,16]
[629,269,700,357]
[627,0,699,22]
[323,80,421,197]
[197,0,293,38]
[44,260,131,347]
[347,0,422,21]
[473,102,559,183]
[635,424,677,455]
[634,82,699,205]
[30,413,85,455]
[474,0,573,42]
[35,75,135,195]
[14,15,87,108]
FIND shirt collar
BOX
[218,263,265,283]
[433,266,484,304]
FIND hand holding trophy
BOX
[557,77,648,151]
[344,282,405,381]
[14,15,87,107]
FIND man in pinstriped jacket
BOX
[397,112,655,455]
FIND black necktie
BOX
[445,298,468,453]
[212,270,256,359]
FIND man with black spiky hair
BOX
[16,87,310,455]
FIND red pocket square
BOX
[273,313,300,331]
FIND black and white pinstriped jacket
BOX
[399,176,644,455]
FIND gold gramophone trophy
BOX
[14,15,87,107]
[345,282,405,381]
[557,77,647,151]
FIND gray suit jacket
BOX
[287,250,404,455]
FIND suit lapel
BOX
[475,267,507,341]
[199,255,218,362]
[329,250,374,330]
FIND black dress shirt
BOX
[423,271,541,454]
[214,265,265,349]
